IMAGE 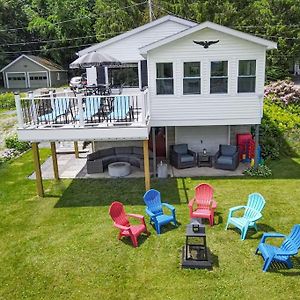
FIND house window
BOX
[210,61,228,94]
[238,60,256,93]
[156,63,173,95]
[183,62,201,94]
[108,63,138,88]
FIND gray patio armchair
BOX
[170,144,197,169]
[214,144,239,171]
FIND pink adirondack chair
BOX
[188,183,217,226]
[109,201,149,247]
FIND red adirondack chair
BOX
[188,183,217,226]
[109,201,149,247]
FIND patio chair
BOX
[188,183,217,226]
[255,224,300,272]
[170,144,197,169]
[143,189,177,234]
[225,193,265,240]
[38,97,70,123]
[109,201,149,247]
[108,95,132,121]
[214,144,239,170]
[75,96,102,122]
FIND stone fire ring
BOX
[108,162,131,177]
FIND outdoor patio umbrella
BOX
[69,52,121,69]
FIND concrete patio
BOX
[29,152,247,180]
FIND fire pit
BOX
[181,218,212,269]
[108,162,131,177]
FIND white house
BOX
[14,15,276,196]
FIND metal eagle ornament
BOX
[193,40,219,48]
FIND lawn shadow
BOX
[226,223,276,240]
[55,178,181,208]
[209,248,219,269]
[258,257,300,276]
[149,221,182,234]
[120,232,150,248]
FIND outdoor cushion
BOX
[115,155,130,162]
[115,147,133,155]
[217,155,233,165]
[102,155,117,166]
[220,145,237,156]
[132,147,143,156]
[173,144,188,154]
[180,154,194,163]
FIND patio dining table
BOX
[84,84,111,96]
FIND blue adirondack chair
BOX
[143,189,177,234]
[225,193,266,240]
[38,97,70,123]
[255,224,300,272]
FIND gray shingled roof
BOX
[26,55,65,71]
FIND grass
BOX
[0,150,300,299]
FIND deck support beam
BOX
[254,124,260,168]
[50,142,59,180]
[74,141,79,158]
[152,127,157,178]
[32,142,44,197]
[143,140,150,191]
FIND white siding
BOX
[95,21,189,62]
[148,28,266,126]
[175,126,228,153]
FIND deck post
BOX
[32,142,44,197]
[152,127,157,178]
[77,93,84,127]
[74,141,79,158]
[14,93,24,128]
[143,140,151,191]
[29,91,37,125]
[254,124,260,168]
[50,142,59,180]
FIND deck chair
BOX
[225,193,265,240]
[38,97,70,123]
[188,183,217,226]
[109,201,149,248]
[255,224,300,272]
[108,96,131,121]
[143,189,177,234]
[75,96,102,121]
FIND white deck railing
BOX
[15,89,150,129]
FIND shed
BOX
[0,54,68,89]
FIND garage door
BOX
[175,126,228,153]
[6,72,27,89]
[28,72,49,88]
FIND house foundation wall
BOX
[94,140,143,151]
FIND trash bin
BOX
[157,161,168,178]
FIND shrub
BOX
[264,80,300,106]
[243,164,272,177]
[0,92,16,109]
[5,135,30,152]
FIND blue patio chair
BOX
[225,193,266,240]
[75,96,102,121]
[108,96,131,121]
[255,224,300,272]
[38,97,70,123]
[143,189,177,234]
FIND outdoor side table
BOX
[198,153,213,167]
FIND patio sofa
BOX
[170,144,197,169]
[214,144,239,171]
[86,147,153,174]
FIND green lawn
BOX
[0,150,300,300]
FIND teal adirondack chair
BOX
[255,224,300,272]
[225,193,266,240]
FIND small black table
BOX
[198,153,213,167]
